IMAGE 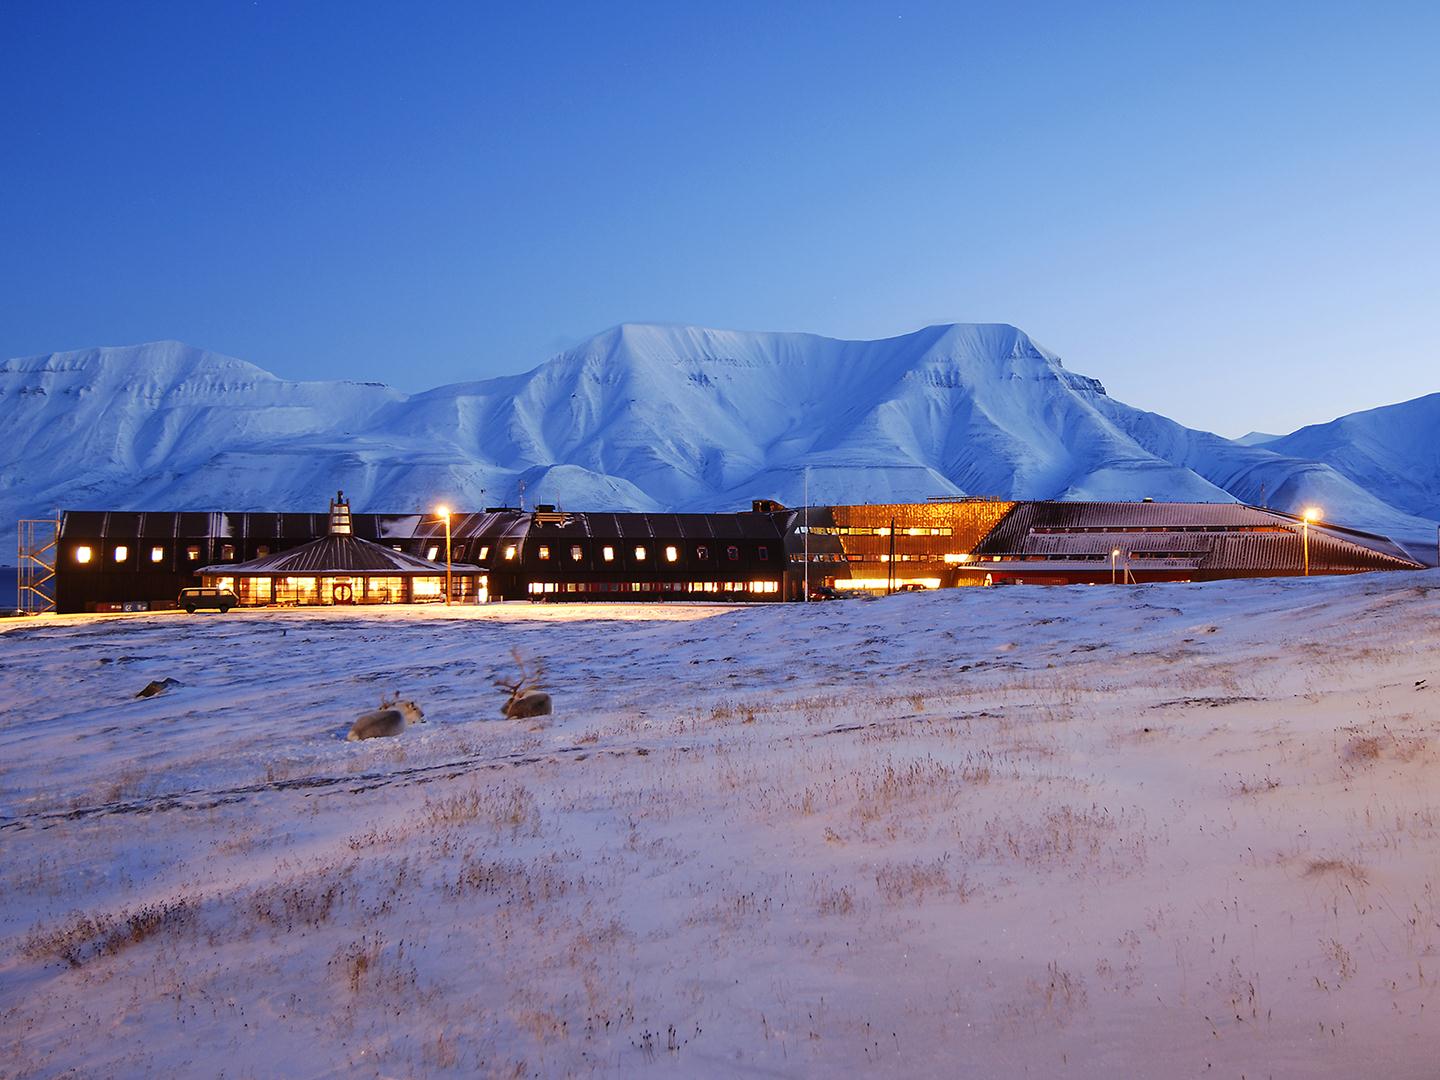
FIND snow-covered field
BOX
[3,575,1440,1077]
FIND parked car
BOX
[896,583,928,592]
[179,587,237,613]
[807,584,842,601]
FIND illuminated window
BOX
[478,546,489,560]
[696,545,709,561]
[75,545,93,564]
[570,545,583,561]
[664,545,678,562]
[427,545,440,560]
[634,545,647,561]
[221,544,235,560]
[256,545,270,558]
[150,546,164,563]
[186,545,201,561]
[602,546,615,562]
[503,545,517,560]
[113,545,129,563]
[538,545,551,560]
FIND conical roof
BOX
[200,533,481,577]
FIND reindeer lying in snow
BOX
[497,649,552,719]
[347,694,426,741]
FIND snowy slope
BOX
[2,326,1437,561]
[6,574,1440,1075]
[1266,394,1440,522]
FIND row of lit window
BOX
[798,526,954,536]
[453,543,768,564]
[73,542,266,565]
[527,580,780,594]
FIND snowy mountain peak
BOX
[0,323,1436,564]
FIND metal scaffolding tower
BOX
[17,517,59,614]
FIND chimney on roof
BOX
[329,490,353,535]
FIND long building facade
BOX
[37,498,1425,613]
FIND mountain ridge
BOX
[2,324,1436,563]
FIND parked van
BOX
[179,587,237,614]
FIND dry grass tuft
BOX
[874,856,976,904]
[1304,857,1368,883]
[24,894,202,968]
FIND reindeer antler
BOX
[496,648,545,696]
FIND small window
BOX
[634,545,647,561]
[427,545,440,560]
[664,545,679,562]
[727,545,740,561]
[570,545,583,561]
[602,546,615,562]
[186,545,201,561]
[538,545,551,560]
[256,545,270,558]
[113,545,129,563]
[150,546,165,563]
[75,545,93,564]
[696,545,709,561]
[221,543,235,561]
[757,545,768,561]
[454,544,467,560]
[503,545,517,560]
[478,545,489,560]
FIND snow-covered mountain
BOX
[2,324,1437,562]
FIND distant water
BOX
[0,567,18,609]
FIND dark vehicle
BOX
[808,584,842,601]
[179,587,237,613]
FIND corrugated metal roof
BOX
[975,501,1423,573]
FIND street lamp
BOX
[1111,548,1121,585]
[435,505,453,605]
[1301,506,1322,577]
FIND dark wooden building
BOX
[49,502,786,611]
[445,506,786,601]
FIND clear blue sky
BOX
[3,1,1437,436]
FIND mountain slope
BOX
[2,325,1436,563]
[1266,394,1440,523]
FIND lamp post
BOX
[1301,506,1321,577]
[1111,548,1120,585]
[803,465,809,604]
[436,505,452,605]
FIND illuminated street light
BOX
[1301,506,1322,577]
[1111,548,1121,585]
[435,505,453,604]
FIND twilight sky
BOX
[2,1,1437,437]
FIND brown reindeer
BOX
[347,693,426,741]
[497,649,552,719]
